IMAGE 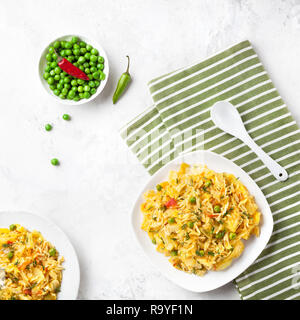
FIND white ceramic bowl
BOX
[38,34,109,105]
[131,150,273,293]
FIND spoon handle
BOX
[242,134,288,181]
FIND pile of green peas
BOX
[43,36,106,101]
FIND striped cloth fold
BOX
[120,40,300,300]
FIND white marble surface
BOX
[0,0,299,300]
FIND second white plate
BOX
[131,150,273,293]
[0,211,80,300]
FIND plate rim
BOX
[130,150,274,293]
[0,210,80,300]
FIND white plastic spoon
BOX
[211,101,288,181]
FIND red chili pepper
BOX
[58,58,89,81]
[53,49,89,81]
[24,289,32,295]
[207,214,219,218]
[7,241,13,244]
[165,198,177,208]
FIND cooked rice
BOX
[0,224,64,300]
[141,163,260,276]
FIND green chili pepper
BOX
[112,55,131,104]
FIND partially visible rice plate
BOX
[0,224,64,300]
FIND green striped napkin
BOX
[120,40,300,300]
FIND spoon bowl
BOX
[211,101,288,182]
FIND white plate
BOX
[38,34,109,105]
[0,211,80,299]
[131,150,273,293]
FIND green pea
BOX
[73,62,79,67]
[72,86,78,92]
[51,158,59,166]
[71,79,77,86]
[59,94,66,99]
[71,36,79,44]
[64,84,71,90]
[78,56,86,64]
[89,67,96,73]
[46,53,52,61]
[60,50,66,57]
[73,43,80,50]
[52,53,57,60]
[73,96,80,102]
[77,79,84,85]
[215,230,225,239]
[53,41,60,49]
[73,49,80,56]
[229,232,236,240]
[45,124,52,131]
[80,48,87,54]
[79,41,86,48]
[84,52,91,60]
[89,81,95,88]
[54,67,61,74]
[47,77,54,85]
[188,221,194,228]
[9,224,16,231]
[86,44,92,51]
[89,61,96,67]
[54,75,60,81]
[168,217,175,224]
[43,72,50,80]
[49,46,54,54]
[97,63,104,70]
[204,180,212,188]
[79,65,84,71]
[100,72,106,80]
[63,77,71,84]
[45,66,51,72]
[65,42,72,49]
[61,88,68,95]
[84,85,90,92]
[57,83,63,90]
[50,61,57,68]
[98,56,104,63]
[68,91,75,99]
[90,55,97,62]
[7,251,14,259]
[53,89,60,96]
[78,86,84,93]
[87,74,93,80]
[60,41,66,48]
[189,197,196,204]
[49,248,57,256]
[83,92,91,99]
[49,70,55,76]
[94,80,100,87]
[65,49,72,56]
[214,205,221,213]
[68,55,75,62]
[170,250,178,256]
[196,250,204,257]
[79,92,85,99]
[90,88,96,95]
[62,114,71,121]
[84,68,90,74]
[92,71,100,79]
[50,84,56,90]
[91,48,99,55]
